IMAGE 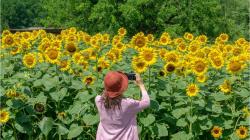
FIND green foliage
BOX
[1,0,249,39]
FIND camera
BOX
[125,73,136,80]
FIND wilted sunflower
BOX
[131,33,148,51]
[82,76,95,85]
[23,53,37,68]
[139,47,157,65]
[219,80,231,93]
[227,57,245,74]
[118,27,127,36]
[211,126,222,138]
[58,60,71,71]
[186,84,199,97]
[0,109,10,124]
[210,56,224,69]
[65,41,77,55]
[164,62,176,73]
[236,126,248,139]
[45,47,61,64]
[132,57,148,73]
[191,58,208,75]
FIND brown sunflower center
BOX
[240,129,245,135]
[229,61,241,72]
[26,56,34,65]
[86,77,93,84]
[167,64,175,72]
[5,36,14,45]
[136,37,146,48]
[195,61,206,72]
[67,43,76,53]
[48,50,59,59]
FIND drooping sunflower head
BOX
[186,83,199,97]
[139,47,157,66]
[211,126,223,138]
[0,109,10,124]
[45,47,61,64]
[191,58,208,75]
[219,79,231,93]
[132,56,148,73]
[131,33,148,50]
[236,126,248,139]
[23,53,37,68]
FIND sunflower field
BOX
[0,27,249,140]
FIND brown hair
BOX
[101,91,122,110]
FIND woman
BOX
[95,71,150,140]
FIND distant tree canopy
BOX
[1,0,249,39]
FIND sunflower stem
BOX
[189,97,193,135]
[148,66,151,93]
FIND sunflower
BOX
[177,43,187,52]
[45,47,61,64]
[188,41,200,53]
[65,41,78,55]
[112,35,122,46]
[37,52,44,63]
[23,53,37,68]
[57,112,66,119]
[72,52,83,64]
[158,48,168,59]
[210,56,224,69]
[232,47,242,56]
[158,70,166,77]
[132,57,148,73]
[78,59,89,70]
[219,80,231,93]
[186,83,199,97]
[118,27,127,36]
[2,34,15,46]
[115,42,125,51]
[242,107,250,118]
[146,34,154,42]
[219,33,229,42]
[164,62,176,73]
[236,38,247,47]
[2,30,11,36]
[211,126,222,138]
[164,51,179,62]
[227,57,245,74]
[236,126,248,139]
[102,33,110,44]
[197,74,207,83]
[159,34,171,46]
[191,58,208,75]
[197,35,207,44]
[38,41,51,52]
[139,47,157,65]
[5,89,20,98]
[0,109,10,124]
[20,39,31,51]
[58,60,71,71]
[184,32,194,41]
[131,33,148,50]
[82,76,95,85]
[10,46,21,55]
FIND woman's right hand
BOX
[135,73,144,86]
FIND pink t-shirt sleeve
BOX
[127,90,150,113]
